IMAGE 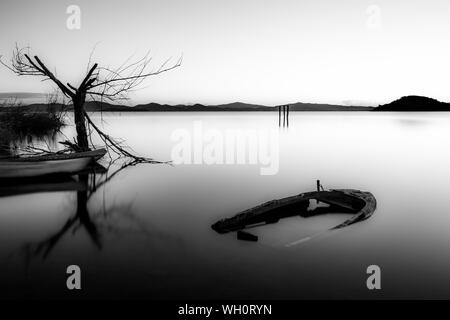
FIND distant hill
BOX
[210,102,268,110]
[374,96,450,111]
[288,102,371,111]
[0,100,373,112]
[210,101,371,111]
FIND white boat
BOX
[0,148,107,178]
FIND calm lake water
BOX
[1,111,450,299]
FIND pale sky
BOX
[1,0,450,106]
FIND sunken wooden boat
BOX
[0,148,107,179]
[211,189,376,237]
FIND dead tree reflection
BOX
[22,159,154,260]
[23,174,100,260]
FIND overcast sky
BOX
[1,0,450,106]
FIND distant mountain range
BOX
[0,100,373,112]
[4,92,449,112]
[374,96,450,111]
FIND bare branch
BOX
[0,45,76,98]
[85,52,182,101]
[79,63,98,90]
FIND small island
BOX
[374,96,450,112]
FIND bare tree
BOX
[1,45,181,158]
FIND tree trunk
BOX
[73,94,89,151]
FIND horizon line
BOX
[0,91,382,107]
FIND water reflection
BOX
[4,112,450,299]
[21,174,100,260]
[2,160,143,262]
[396,118,430,127]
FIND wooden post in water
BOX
[286,105,290,127]
[316,179,321,204]
[278,105,290,128]
[278,105,281,127]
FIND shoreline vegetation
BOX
[0,105,66,158]
[1,95,448,113]
[0,101,65,153]
[0,106,65,135]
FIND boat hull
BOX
[3,148,107,162]
[211,189,377,235]
[0,149,107,179]
[0,158,93,178]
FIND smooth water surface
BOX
[1,111,450,299]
